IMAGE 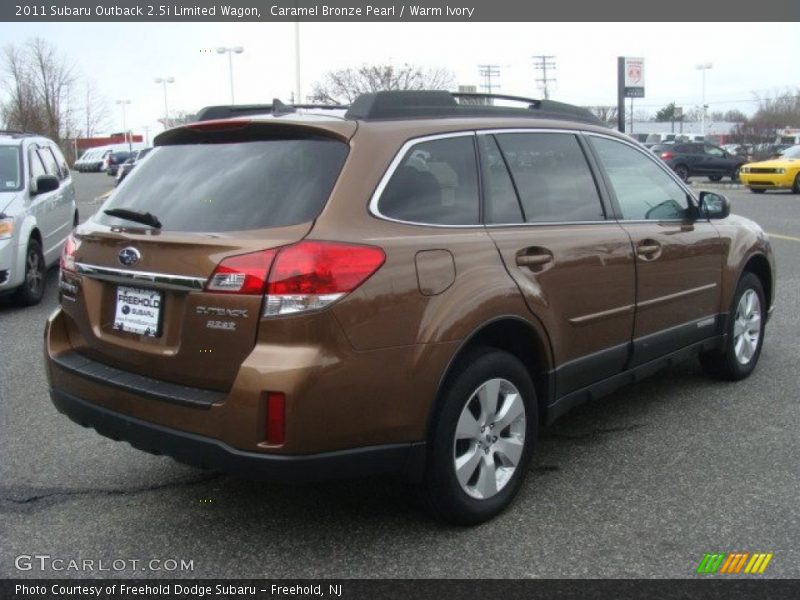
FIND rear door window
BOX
[377,135,480,225]
[494,132,605,223]
[100,137,349,232]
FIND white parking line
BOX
[768,233,800,242]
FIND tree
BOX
[654,102,678,122]
[81,80,110,138]
[0,37,76,145]
[309,64,455,104]
[586,106,617,126]
[157,110,196,129]
[751,88,800,129]
[723,109,748,123]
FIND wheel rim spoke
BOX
[455,408,480,440]
[494,437,524,467]
[475,455,498,499]
[494,392,524,431]
[476,379,500,423]
[455,445,481,487]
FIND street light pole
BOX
[216,46,244,104]
[116,99,131,152]
[696,62,712,138]
[294,22,302,103]
[154,77,175,129]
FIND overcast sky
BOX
[1,21,798,140]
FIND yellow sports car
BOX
[739,144,800,194]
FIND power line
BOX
[532,55,556,100]
[478,65,501,97]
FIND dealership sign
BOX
[624,57,645,98]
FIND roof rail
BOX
[0,129,36,137]
[344,90,603,126]
[196,101,348,122]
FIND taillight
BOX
[205,241,385,315]
[60,234,77,273]
[661,151,674,160]
[264,241,385,316]
[205,249,277,294]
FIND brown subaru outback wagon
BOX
[46,91,774,524]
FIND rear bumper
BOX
[50,387,426,483]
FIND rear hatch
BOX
[60,120,353,392]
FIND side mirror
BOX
[699,191,730,220]
[30,174,60,195]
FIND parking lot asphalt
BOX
[1,173,798,578]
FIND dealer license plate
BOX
[113,285,163,337]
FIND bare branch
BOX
[309,63,455,104]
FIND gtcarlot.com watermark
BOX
[14,554,194,573]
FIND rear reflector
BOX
[266,392,286,445]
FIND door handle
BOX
[516,252,553,268]
[636,240,662,259]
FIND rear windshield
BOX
[99,138,348,232]
[0,146,22,191]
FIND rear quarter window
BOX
[100,137,348,232]
[376,135,480,225]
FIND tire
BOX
[792,173,800,194]
[417,347,537,525]
[674,164,689,181]
[13,238,46,306]
[700,272,766,381]
[708,175,722,182]
[750,188,765,194]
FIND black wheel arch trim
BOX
[423,314,555,442]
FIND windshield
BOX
[781,145,800,159]
[98,137,349,232]
[0,146,22,191]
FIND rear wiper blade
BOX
[104,208,162,229]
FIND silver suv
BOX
[0,131,77,305]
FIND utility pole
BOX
[478,65,501,104]
[532,55,556,99]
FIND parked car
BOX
[104,150,134,176]
[114,147,153,186]
[750,143,792,162]
[739,144,800,194]
[0,131,77,305]
[74,148,108,172]
[46,91,775,524]
[721,143,753,159]
[651,142,746,182]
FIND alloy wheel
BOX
[733,289,761,365]
[25,248,43,297]
[453,378,526,500]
